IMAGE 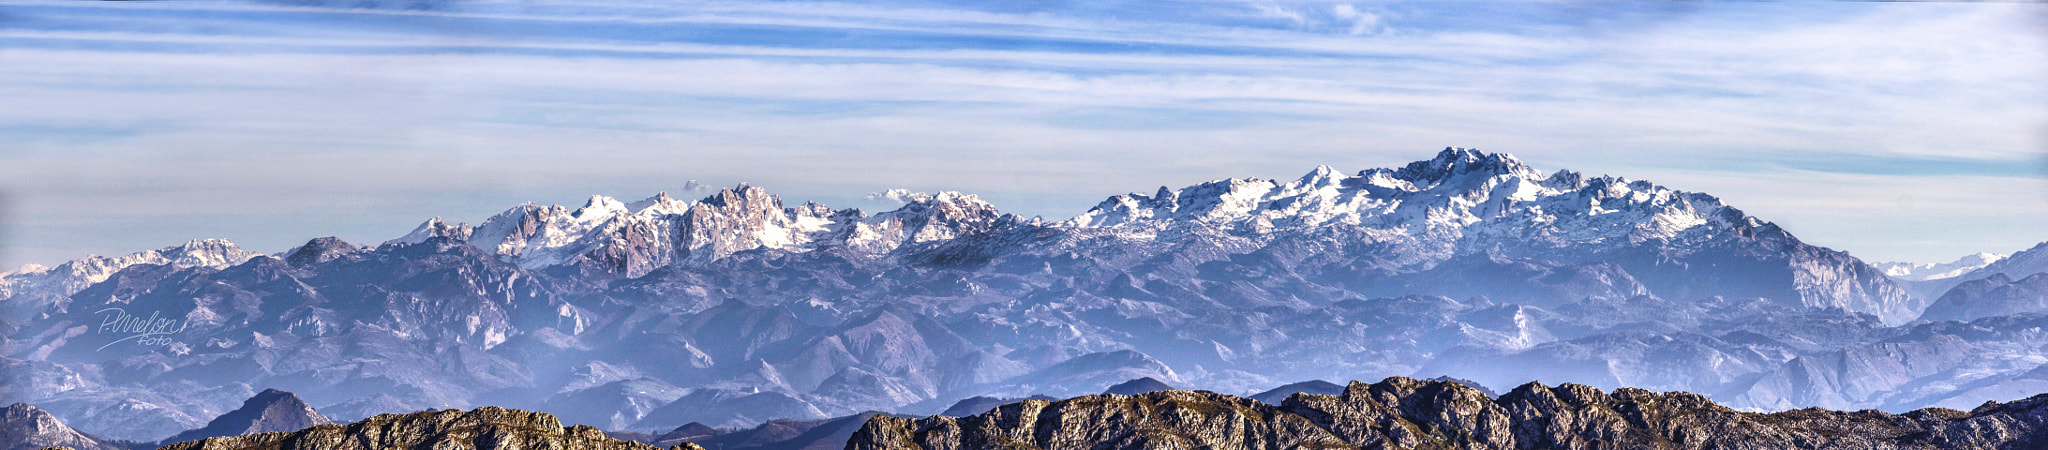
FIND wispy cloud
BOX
[0,0,2042,266]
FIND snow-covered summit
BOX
[366,184,1023,276]
[1065,147,1745,250]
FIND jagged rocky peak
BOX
[158,406,699,450]
[1393,146,1543,184]
[282,236,363,267]
[849,377,2048,450]
[385,216,474,246]
[163,388,333,445]
[0,403,121,450]
[852,189,1012,246]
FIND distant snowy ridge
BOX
[0,239,259,301]
[6,148,1917,323]
[1875,253,2007,282]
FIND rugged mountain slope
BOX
[157,406,701,450]
[1918,273,2048,323]
[161,389,332,445]
[0,148,2012,441]
[848,377,2048,450]
[0,403,122,450]
[1965,242,2048,283]
[1907,241,2048,302]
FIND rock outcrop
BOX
[0,404,121,450]
[158,406,705,450]
[847,377,2048,450]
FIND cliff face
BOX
[847,377,2048,450]
[156,406,704,450]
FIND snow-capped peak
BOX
[1063,148,1744,251]
[385,217,473,246]
[1,263,48,278]
[1394,147,1542,185]
[574,195,628,219]
[626,191,692,215]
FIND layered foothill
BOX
[848,377,2048,450]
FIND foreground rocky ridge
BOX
[849,377,2048,450]
[157,406,702,450]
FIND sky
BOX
[0,0,2044,269]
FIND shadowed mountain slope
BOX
[161,389,331,445]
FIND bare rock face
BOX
[0,403,121,450]
[158,406,705,450]
[847,377,2048,450]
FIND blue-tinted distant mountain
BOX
[1102,377,1175,396]
[938,395,1056,417]
[162,389,331,445]
[3,148,2027,441]
[1918,273,2048,323]
[1248,380,1344,405]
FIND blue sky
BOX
[1,0,2044,268]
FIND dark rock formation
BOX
[939,395,1057,417]
[0,404,121,450]
[684,412,881,450]
[656,422,719,444]
[847,377,2048,450]
[1249,380,1345,406]
[157,406,704,450]
[1429,375,1498,398]
[1102,377,1175,396]
[161,389,332,445]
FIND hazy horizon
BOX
[2,0,2044,268]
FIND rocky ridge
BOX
[157,406,704,450]
[848,377,2048,450]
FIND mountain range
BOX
[4,148,2046,443]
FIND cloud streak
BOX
[0,0,2042,266]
